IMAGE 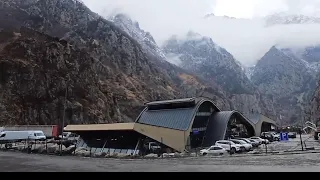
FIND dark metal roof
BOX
[146,98,196,106]
[136,97,221,131]
[136,108,196,131]
[247,113,261,125]
[202,111,256,147]
[247,113,277,125]
[146,98,197,110]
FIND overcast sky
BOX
[82,0,320,66]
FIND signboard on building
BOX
[193,130,199,135]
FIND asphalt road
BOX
[2,151,320,172]
[1,135,320,172]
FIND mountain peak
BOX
[265,12,320,26]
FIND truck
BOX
[3,125,59,139]
[0,130,46,143]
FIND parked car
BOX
[250,139,261,147]
[230,139,253,152]
[59,132,79,141]
[215,140,241,154]
[287,132,296,138]
[269,132,280,141]
[238,138,260,147]
[144,142,161,153]
[250,137,269,144]
[199,145,228,156]
[260,132,275,142]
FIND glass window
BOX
[127,149,132,155]
[95,148,102,153]
[109,149,115,154]
[213,147,222,150]
[91,148,97,153]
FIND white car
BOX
[230,139,253,151]
[215,140,241,153]
[199,145,228,156]
[238,138,260,147]
[270,132,280,141]
[250,137,269,144]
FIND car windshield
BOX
[242,139,250,143]
[231,140,241,144]
[237,140,246,144]
[35,133,44,136]
[223,141,235,145]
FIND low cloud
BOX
[82,0,320,66]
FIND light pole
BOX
[60,81,68,155]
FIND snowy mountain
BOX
[161,32,278,118]
[244,66,255,80]
[109,14,167,61]
[265,12,320,26]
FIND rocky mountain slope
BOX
[0,28,113,125]
[108,14,278,119]
[160,32,277,118]
[0,0,230,125]
[252,46,317,124]
[310,80,320,123]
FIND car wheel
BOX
[219,153,223,155]
[240,147,245,152]
[202,153,207,156]
[230,147,236,154]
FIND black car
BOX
[288,132,297,138]
[260,132,274,142]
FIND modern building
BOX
[65,97,276,155]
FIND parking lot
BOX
[1,134,320,172]
[1,149,320,172]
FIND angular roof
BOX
[202,111,256,147]
[247,113,277,125]
[247,113,261,124]
[136,108,196,131]
[146,98,196,106]
[136,97,220,131]
[64,123,135,132]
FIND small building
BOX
[65,97,262,155]
[247,113,277,136]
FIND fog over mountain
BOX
[82,0,320,66]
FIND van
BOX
[0,130,46,143]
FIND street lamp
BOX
[60,80,69,155]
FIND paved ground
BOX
[1,135,320,172]
[2,151,320,172]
